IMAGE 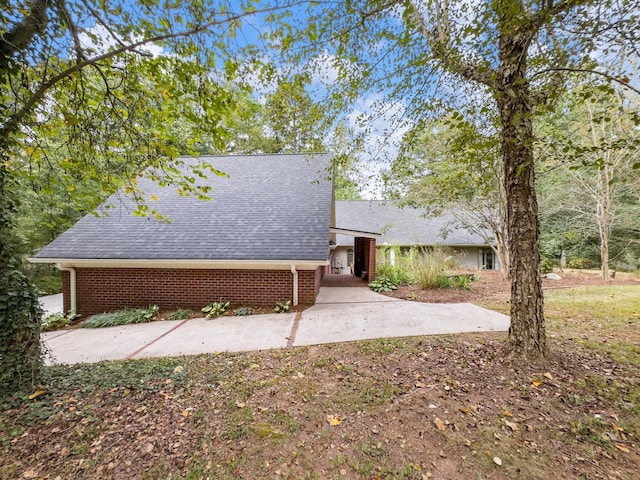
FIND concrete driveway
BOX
[41,287,510,365]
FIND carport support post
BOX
[354,237,376,282]
[367,238,376,282]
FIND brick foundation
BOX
[62,267,324,316]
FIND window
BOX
[347,248,354,265]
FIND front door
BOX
[482,248,494,270]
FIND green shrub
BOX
[83,305,159,328]
[445,273,475,290]
[540,257,556,274]
[234,307,253,316]
[201,301,230,318]
[22,262,62,295]
[274,300,291,313]
[167,308,193,321]
[376,247,414,285]
[368,277,398,292]
[568,257,594,269]
[0,261,43,394]
[33,274,63,295]
[42,310,80,332]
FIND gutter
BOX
[290,264,298,306]
[56,264,76,312]
[28,258,328,271]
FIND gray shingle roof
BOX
[334,201,489,246]
[35,154,333,261]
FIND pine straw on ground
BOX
[383,269,640,304]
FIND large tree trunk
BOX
[496,21,546,358]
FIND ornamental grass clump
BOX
[83,305,159,328]
[410,247,459,290]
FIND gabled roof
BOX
[35,154,333,262]
[334,200,490,247]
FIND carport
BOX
[329,228,380,282]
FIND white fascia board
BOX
[330,227,381,239]
[27,258,329,271]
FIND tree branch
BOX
[0,0,51,69]
[58,0,87,62]
[407,0,497,88]
[531,68,640,96]
[79,0,134,51]
[0,2,305,142]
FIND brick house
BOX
[332,201,500,273]
[31,153,379,316]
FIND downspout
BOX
[56,264,76,312]
[290,264,298,306]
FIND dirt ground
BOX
[384,269,640,304]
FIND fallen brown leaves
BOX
[1,334,639,479]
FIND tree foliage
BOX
[537,83,640,274]
[0,0,298,394]
[277,0,640,358]
[388,116,510,278]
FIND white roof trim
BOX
[330,227,381,239]
[27,258,328,271]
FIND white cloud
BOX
[344,94,413,198]
[79,24,165,58]
[308,50,342,84]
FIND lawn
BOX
[1,284,639,479]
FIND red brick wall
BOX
[62,267,319,316]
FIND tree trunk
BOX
[600,235,609,281]
[493,235,510,280]
[596,170,612,282]
[496,20,546,358]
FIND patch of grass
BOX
[83,305,159,328]
[251,408,299,442]
[575,373,640,416]
[167,308,193,320]
[234,307,253,316]
[224,406,254,440]
[357,337,406,356]
[544,285,639,327]
[544,285,640,360]
[44,357,187,395]
[578,339,640,364]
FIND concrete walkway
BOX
[41,293,63,316]
[40,288,510,365]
